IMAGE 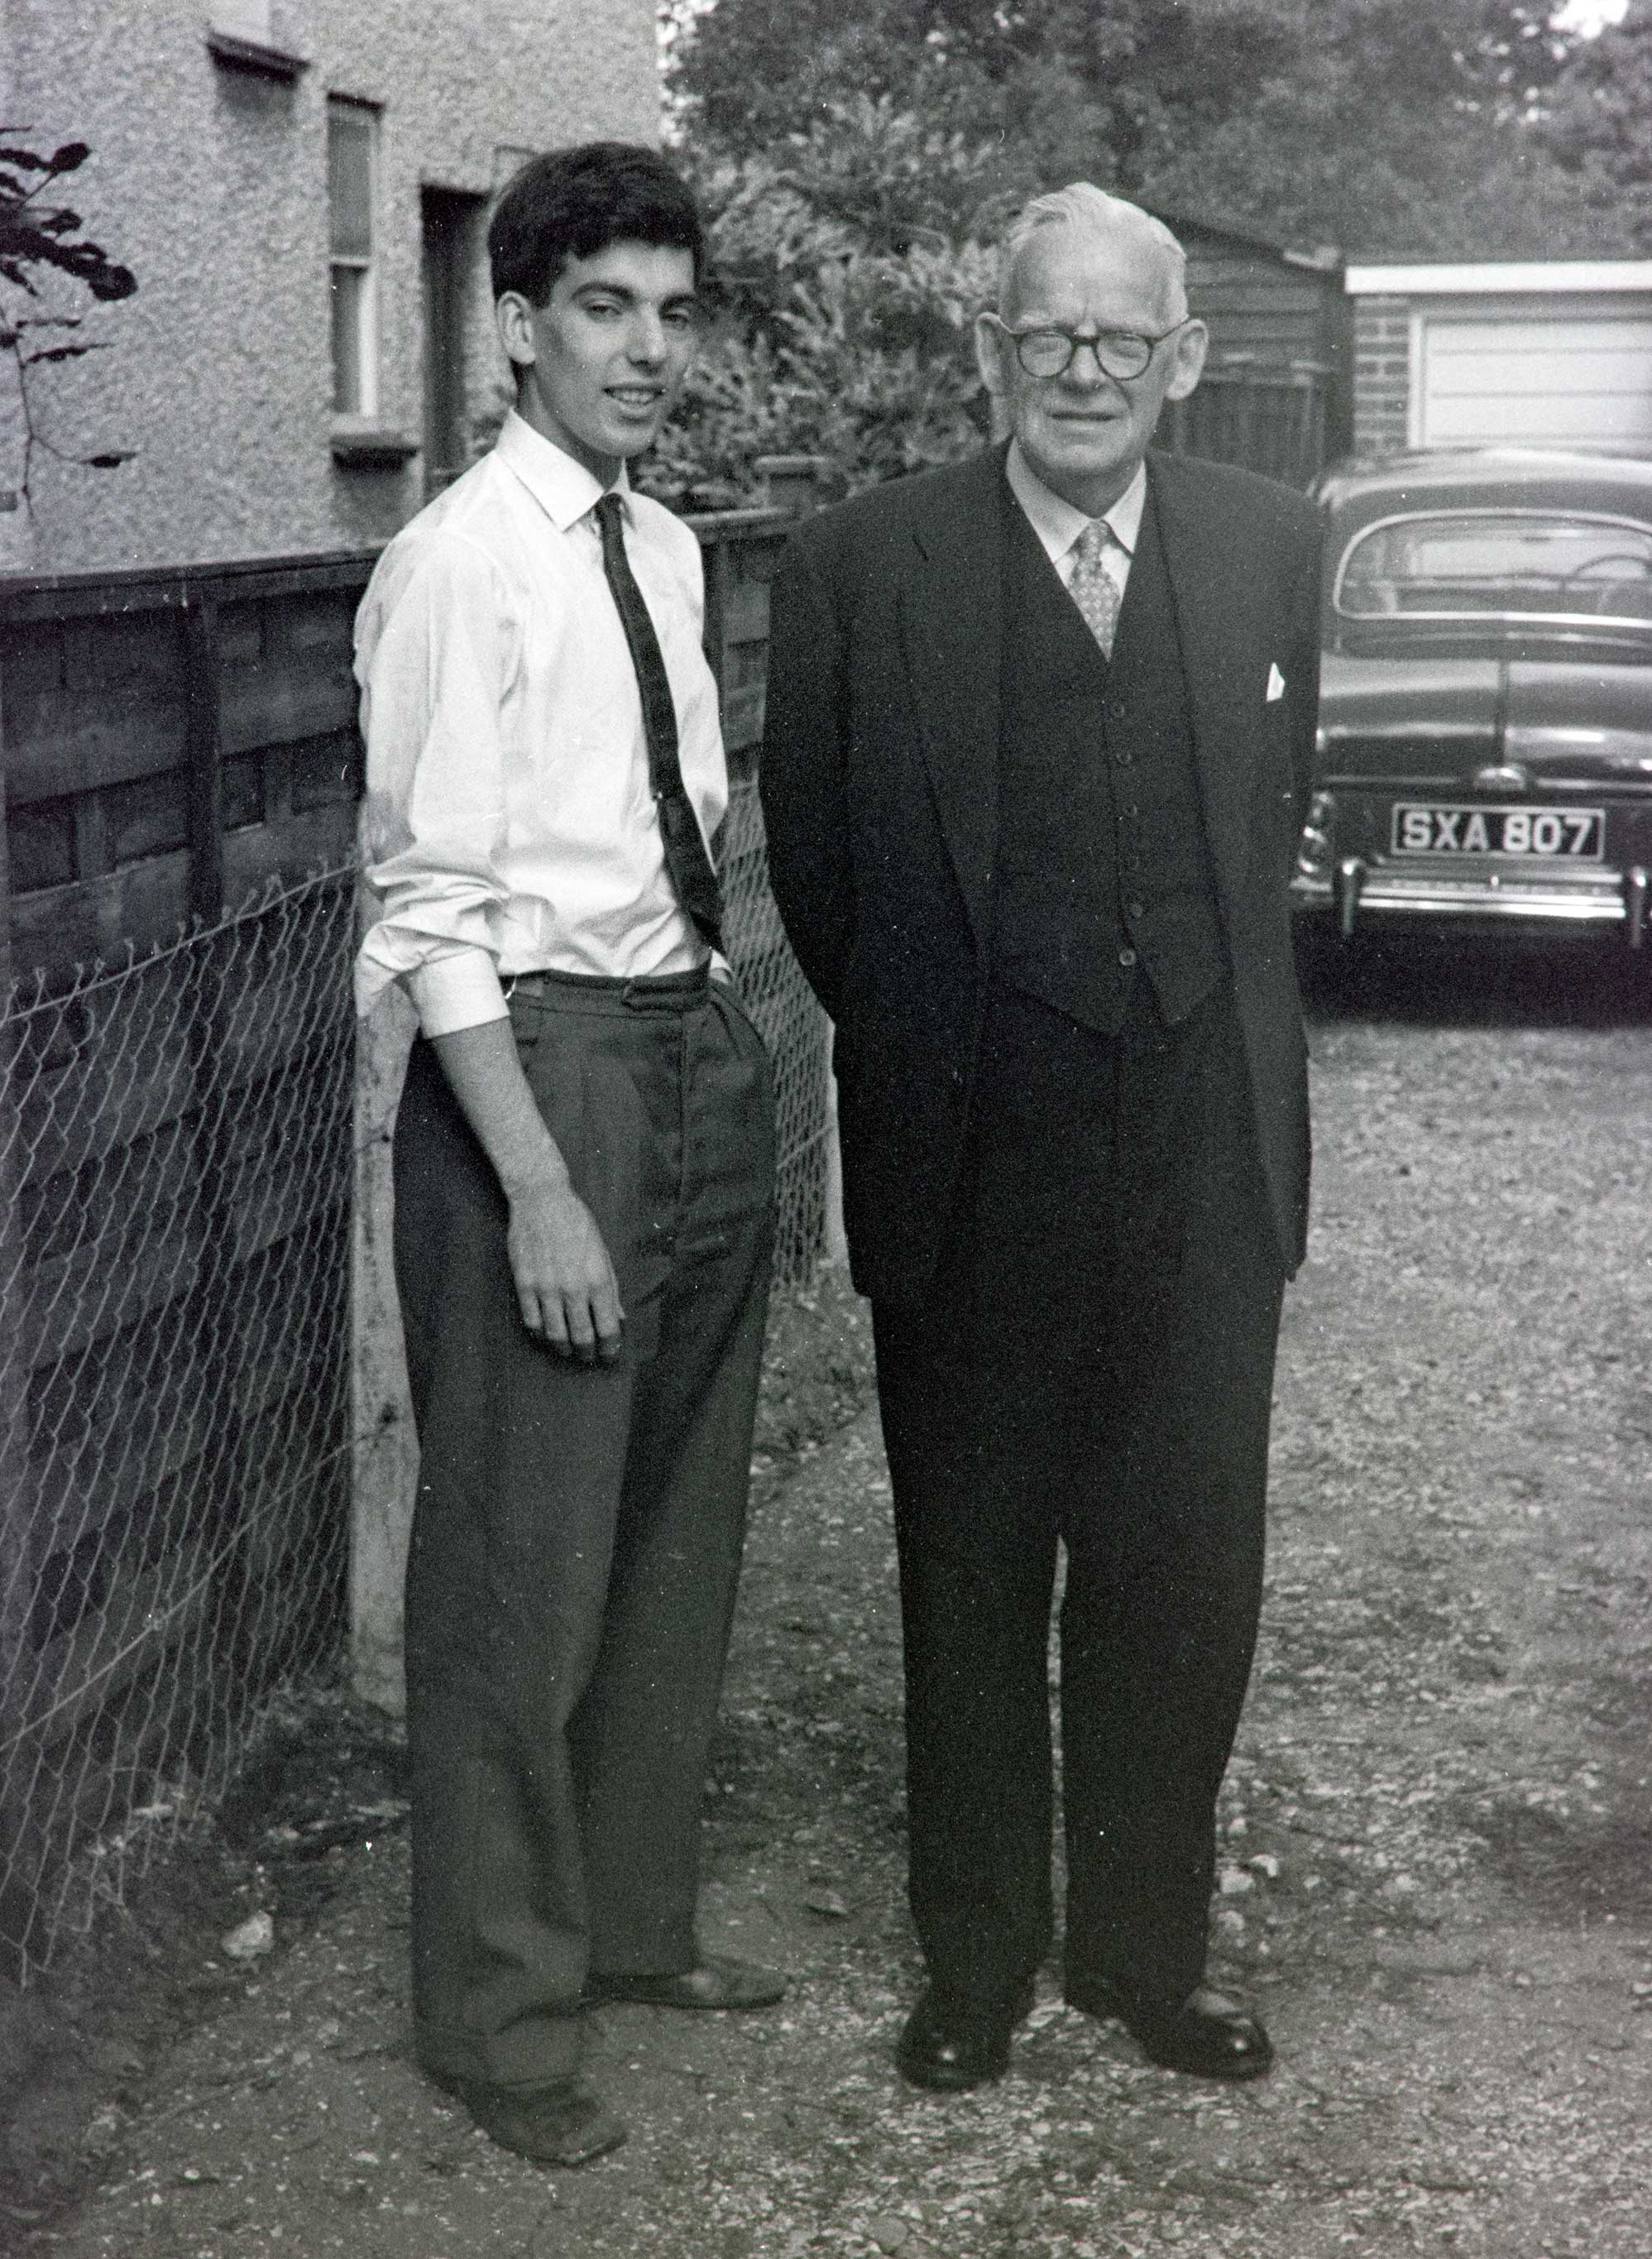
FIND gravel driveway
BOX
[10,940,1652,2259]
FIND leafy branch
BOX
[0,132,137,506]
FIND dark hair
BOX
[488,141,705,305]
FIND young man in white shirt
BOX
[356,143,780,2169]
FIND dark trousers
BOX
[871,976,1284,2012]
[393,970,775,2092]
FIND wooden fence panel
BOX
[2,557,373,985]
[1163,366,1332,490]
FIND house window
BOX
[328,98,377,416]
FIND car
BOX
[1292,448,1652,957]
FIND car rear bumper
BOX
[1291,859,1652,945]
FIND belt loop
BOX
[622,977,676,1014]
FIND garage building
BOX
[1346,261,1652,460]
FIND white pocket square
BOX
[1266,664,1286,703]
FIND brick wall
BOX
[1350,297,1412,458]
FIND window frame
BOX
[1333,506,1652,630]
[327,96,380,422]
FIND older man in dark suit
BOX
[759,184,1321,2092]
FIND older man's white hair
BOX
[997,184,1189,324]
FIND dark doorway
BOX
[421,188,486,499]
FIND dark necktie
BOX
[594,492,725,953]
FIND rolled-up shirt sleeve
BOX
[354,532,519,1035]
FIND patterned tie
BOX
[1068,519,1123,658]
[594,492,725,953]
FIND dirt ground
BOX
[6,937,1652,2258]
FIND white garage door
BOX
[1416,295,1652,452]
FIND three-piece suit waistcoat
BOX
[993,477,1225,1034]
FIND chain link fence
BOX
[0,870,358,1975]
[0,824,833,1975]
[720,779,834,1283]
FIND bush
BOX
[640,98,1011,509]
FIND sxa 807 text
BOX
[1391,804,1605,860]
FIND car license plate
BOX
[1391,803,1605,860]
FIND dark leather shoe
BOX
[438,2074,627,2165]
[1066,1978,1274,2080]
[896,1978,1037,2093]
[582,1952,787,2011]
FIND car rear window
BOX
[1335,511,1652,625]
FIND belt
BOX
[503,965,713,1014]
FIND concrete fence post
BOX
[348,980,419,1716]
[754,455,835,514]
[0,667,43,1969]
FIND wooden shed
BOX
[1150,207,1352,486]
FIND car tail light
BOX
[1296,789,1337,884]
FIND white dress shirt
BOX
[1005,441,1147,607]
[354,410,726,1037]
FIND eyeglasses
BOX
[987,316,1188,382]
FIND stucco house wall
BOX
[1,0,659,574]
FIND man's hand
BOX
[429,1014,626,1366]
[505,1174,625,1362]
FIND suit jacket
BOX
[759,443,1324,1303]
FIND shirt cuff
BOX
[405,950,511,1038]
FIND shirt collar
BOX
[495,408,630,532]
[1005,441,1147,565]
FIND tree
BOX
[1136,4,1621,255]
[0,134,136,506]
[667,0,1603,255]
[1536,0,1652,247]
[645,101,1001,509]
